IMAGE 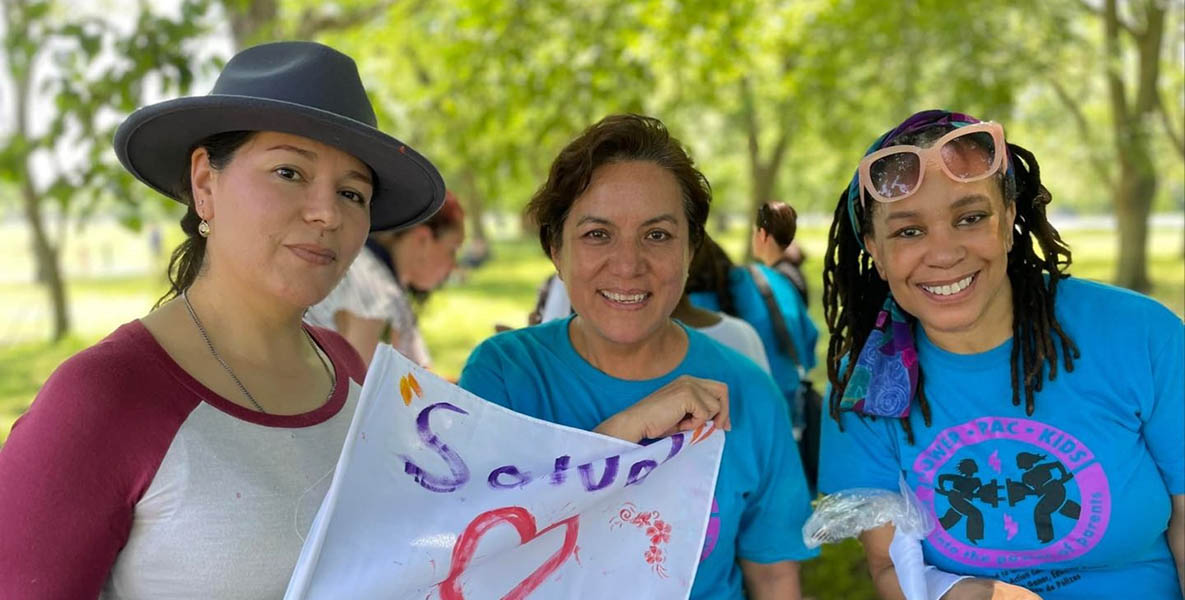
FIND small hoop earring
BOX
[198,219,211,238]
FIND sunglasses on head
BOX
[858,122,1007,207]
[755,203,771,231]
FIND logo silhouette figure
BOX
[1013,452,1081,543]
[936,458,987,544]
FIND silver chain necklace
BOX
[182,289,334,413]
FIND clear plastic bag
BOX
[802,475,933,548]
[802,476,963,600]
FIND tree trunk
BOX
[8,4,69,342]
[460,170,489,245]
[20,177,69,341]
[750,166,776,223]
[1110,102,1157,293]
[740,77,792,261]
[1112,167,1155,292]
[223,0,277,48]
[222,0,395,49]
[892,0,920,119]
[1102,0,1164,292]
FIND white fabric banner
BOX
[285,344,725,600]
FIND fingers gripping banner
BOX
[285,345,725,599]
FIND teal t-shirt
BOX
[689,264,819,409]
[819,277,1185,599]
[459,317,818,599]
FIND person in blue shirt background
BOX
[752,201,810,306]
[818,109,1184,599]
[460,114,816,599]
[687,236,819,430]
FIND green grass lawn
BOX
[0,223,1181,600]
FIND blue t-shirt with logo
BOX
[820,277,1185,599]
[689,264,819,409]
[459,316,818,599]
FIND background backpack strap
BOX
[528,275,555,325]
[747,264,801,368]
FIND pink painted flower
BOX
[647,520,672,545]
[645,546,665,564]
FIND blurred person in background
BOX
[673,233,770,373]
[527,272,572,325]
[457,235,491,270]
[818,109,1184,599]
[0,42,445,598]
[306,191,464,367]
[686,233,821,488]
[687,237,818,425]
[459,114,816,599]
[752,201,809,306]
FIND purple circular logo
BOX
[911,417,1111,569]
[699,497,720,562]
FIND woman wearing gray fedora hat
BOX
[0,41,445,598]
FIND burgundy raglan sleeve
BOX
[308,324,369,384]
[0,327,196,598]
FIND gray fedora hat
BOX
[113,41,444,232]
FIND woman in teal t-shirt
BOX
[818,109,1184,599]
[686,237,818,423]
[460,114,816,599]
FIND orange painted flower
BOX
[399,376,412,406]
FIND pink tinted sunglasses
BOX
[858,122,1007,206]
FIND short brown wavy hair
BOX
[526,114,711,255]
[756,201,798,248]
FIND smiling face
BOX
[192,131,373,309]
[863,161,1016,351]
[551,160,692,347]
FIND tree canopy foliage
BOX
[285,0,1185,286]
[3,0,1183,338]
[1,0,216,339]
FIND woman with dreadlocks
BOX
[817,110,1183,599]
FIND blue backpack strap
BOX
[747,264,801,368]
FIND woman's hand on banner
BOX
[594,376,730,443]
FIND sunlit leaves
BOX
[0,0,218,338]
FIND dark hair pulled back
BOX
[153,130,256,308]
[684,236,738,316]
[756,201,798,248]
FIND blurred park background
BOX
[1,0,1183,597]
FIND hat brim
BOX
[114,95,445,232]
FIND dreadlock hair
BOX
[823,125,1079,444]
[684,235,738,316]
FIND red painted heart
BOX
[439,506,580,600]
